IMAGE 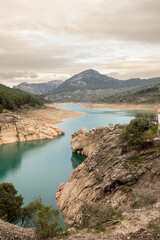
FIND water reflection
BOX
[71,152,86,169]
[0,139,52,179]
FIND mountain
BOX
[102,83,160,104]
[13,80,64,95]
[47,69,160,102]
[0,83,44,112]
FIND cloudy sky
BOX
[0,0,160,86]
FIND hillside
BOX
[0,83,44,112]
[102,83,160,104]
[47,69,160,102]
[13,80,63,95]
[57,123,160,238]
[12,70,160,102]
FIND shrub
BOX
[22,197,43,227]
[132,194,157,209]
[78,201,122,228]
[35,206,63,238]
[22,197,63,238]
[120,113,157,149]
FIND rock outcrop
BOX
[0,219,36,240]
[0,113,65,145]
[71,126,114,156]
[56,125,160,228]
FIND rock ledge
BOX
[0,113,65,145]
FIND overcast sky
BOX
[0,0,160,86]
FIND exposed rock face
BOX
[0,113,65,145]
[56,125,160,227]
[71,126,112,156]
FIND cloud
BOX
[0,0,159,86]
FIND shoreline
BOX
[82,103,160,111]
[22,104,86,125]
[0,105,86,146]
[47,102,160,112]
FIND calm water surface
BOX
[0,105,145,213]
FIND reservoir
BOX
[0,105,144,215]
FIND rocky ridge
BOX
[0,219,36,240]
[0,113,65,145]
[13,80,64,95]
[56,125,160,233]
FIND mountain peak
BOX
[79,69,100,76]
[19,82,29,85]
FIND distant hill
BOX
[102,83,160,104]
[13,69,160,102]
[47,69,160,102]
[0,84,44,112]
[13,80,64,95]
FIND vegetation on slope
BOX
[102,83,160,104]
[0,182,63,238]
[13,80,63,95]
[120,113,157,149]
[47,69,160,102]
[0,84,44,112]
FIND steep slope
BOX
[102,83,160,104]
[47,69,160,102]
[13,80,63,95]
[0,83,43,112]
[56,125,160,228]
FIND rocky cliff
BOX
[56,125,160,231]
[0,113,65,145]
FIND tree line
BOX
[0,84,44,112]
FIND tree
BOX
[0,183,63,238]
[0,183,23,223]
[22,197,44,227]
[0,104,3,113]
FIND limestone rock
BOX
[71,126,113,156]
[0,219,36,239]
[57,125,160,227]
[0,113,65,145]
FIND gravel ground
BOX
[0,220,36,240]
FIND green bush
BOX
[120,113,157,148]
[35,206,63,238]
[22,198,63,237]
[132,194,157,209]
[78,201,122,228]
[22,197,43,227]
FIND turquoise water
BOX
[0,105,143,213]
